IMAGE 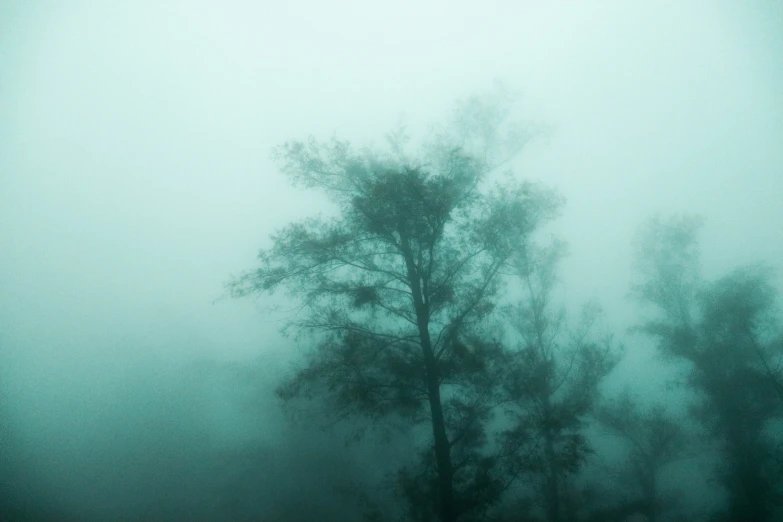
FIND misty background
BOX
[1,1,782,520]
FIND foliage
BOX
[632,215,783,522]
[229,87,562,521]
[500,238,619,522]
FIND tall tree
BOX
[229,92,561,522]
[502,238,618,522]
[632,215,783,522]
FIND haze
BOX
[1,1,782,520]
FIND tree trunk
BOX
[423,345,456,522]
[645,470,657,522]
[543,401,560,522]
[544,431,560,522]
[403,241,456,522]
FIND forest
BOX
[218,92,783,522]
[2,2,782,522]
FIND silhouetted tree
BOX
[229,89,561,522]
[632,215,783,522]
[501,238,618,522]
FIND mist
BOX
[2,1,782,521]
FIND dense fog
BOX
[1,1,782,521]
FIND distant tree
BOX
[228,88,561,522]
[501,238,618,522]
[596,391,691,522]
[632,215,783,522]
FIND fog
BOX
[1,1,782,521]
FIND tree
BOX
[501,238,618,522]
[596,392,691,522]
[632,215,783,522]
[229,91,562,522]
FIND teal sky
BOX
[1,0,782,454]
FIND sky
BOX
[1,0,782,516]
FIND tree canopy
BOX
[632,215,783,522]
[225,107,783,521]
[229,91,565,522]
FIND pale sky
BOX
[1,0,782,461]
